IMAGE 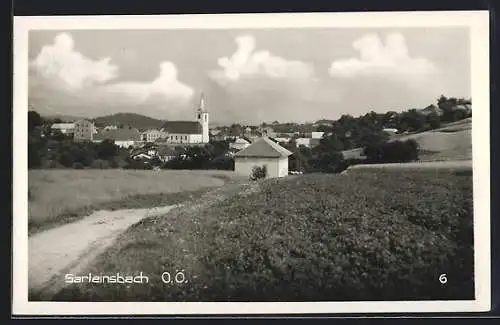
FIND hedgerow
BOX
[52,169,473,302]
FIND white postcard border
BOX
[12,11,491,315]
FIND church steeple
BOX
[197,92,210,143]
[199,92,206,112]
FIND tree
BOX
[316,125,331,133]
[229,124,243,136]
[310,151,345,173]
[28,134,45,168]
[96,139,118,160]
[399,109,426,132]
[28,111,43,133]
[315,133,344,152]
[50,129,66,141]
[364,139,419,163]
[426,112,441,129]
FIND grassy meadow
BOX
[395,118,472,161]
[52,168,474,302]
[28,169,242,235]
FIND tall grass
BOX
[52,169,474,302]
[28,169,240,234]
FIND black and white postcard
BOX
[13,11,491,315]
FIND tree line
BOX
[28,94,471,173]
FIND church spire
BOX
[199,92,206,112]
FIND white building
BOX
[234,137,293,179]
[159,93,210,145]
[273,137,291,144]
[230,137,251,151]
[73,119,95,142]
[93,128,142,148]
[51,123,75,134]
[295,138,312,148]
[142,129,167,143]
[311,131,324,139]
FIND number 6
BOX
[439,274,447,284]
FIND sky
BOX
[28,27,470,125]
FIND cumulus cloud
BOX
[29,33,194,116]
[30,33,119,91]
[210,35,314,84]
[329,33,438,78]
[102,62,194,104]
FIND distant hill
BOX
[42,114,85,122]
[93,113,165,131]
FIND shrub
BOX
[108,158,119,169]
[72,162,85,169]
[205,156,235,170]
[364,139,419,163]
[42,159,64,169]
[91,159,110,169]
[250,165,267,180]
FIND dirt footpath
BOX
[28,205,177,300]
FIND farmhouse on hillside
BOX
[234,136,293,178]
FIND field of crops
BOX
[52,168,474,302]
[28,169,240,234]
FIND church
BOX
[159,93,210,145]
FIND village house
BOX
[210,129,222,136]
[257,126,275,137]
[311,131,324,139]
[93,128,142,148]
[229,137,251,151]
[341,147,367,161]
[159,93,209,145]
[130,146,158,160]
[295,137,312,148]
[234,136,293,178]
[51,122,75,135]
[313,119,334,128]
[103,125,118,131]
[272,137,291,145]
[142,129,167,143]
[73,119,95,142]
[157,146,179,162]
[129,144,179,163]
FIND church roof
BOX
[234,136,293,158]
[94,128,142,141]
[161,121,202,134]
